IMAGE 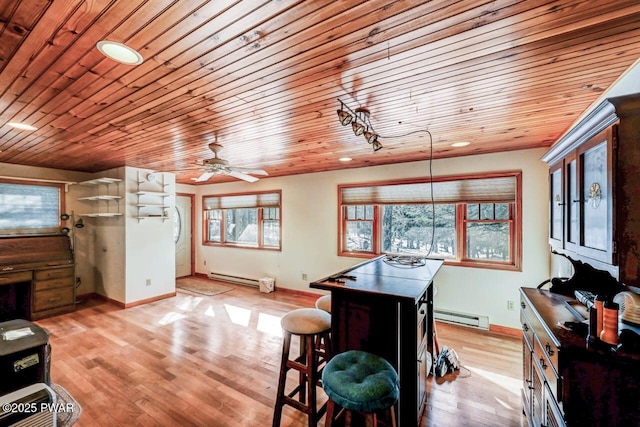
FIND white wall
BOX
[190,148,550,329]
[124,167,176,303]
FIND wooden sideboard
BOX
[520,288,639,427]
[0,236,75,321]
[311,255,444,426]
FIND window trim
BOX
[202,190,282,251]
[0,178,66,236]
[338,172,522,271]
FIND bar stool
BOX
[315,294,331,314]
[322,350,399,427]
[272,308,332,427]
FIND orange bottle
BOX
[595,295,606,339]
[600,301,619,345]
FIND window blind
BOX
[204,191,280,210]
[340,175,516,205]
[0,182,61,235]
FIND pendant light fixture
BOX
[336,99,383,152]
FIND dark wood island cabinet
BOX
[311,255,444,426]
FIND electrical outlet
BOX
[302,273,308,281]
[507,300,515,311]
[146,279,151,286]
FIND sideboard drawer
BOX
[33,287,74,312]
[534,334,561,402]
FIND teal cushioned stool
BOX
[322,350,398,427]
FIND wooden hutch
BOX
[521,93,640,427]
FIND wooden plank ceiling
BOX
[1,0,640,184]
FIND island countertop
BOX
[310,255,444,302]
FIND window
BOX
[0,179,64,236]
[203,191,281,250]
[338,172,521,270]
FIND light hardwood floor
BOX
[35,277,523,426]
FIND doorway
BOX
[175,194,194,278]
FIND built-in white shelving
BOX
[74,177,123,217]
[82,212,123,218]
[136,172,171,221]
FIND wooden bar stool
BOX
[322,350,399,427]
[272,308,332,427]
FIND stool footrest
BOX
[282,396,328,418]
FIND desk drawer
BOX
[34,267,73,281]
[34,276,74,292]
[0,270,32,285]
[33,287,74,312]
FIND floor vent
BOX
[434,308,489,329]
[207,272,260,288]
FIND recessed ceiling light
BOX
[339,157,353,162]
[97,40,143,65]
[7,122,38,131]
[451,141,470,147]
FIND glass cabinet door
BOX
[549,162,564,249]
[565,155,579,252]
[578,128,612,263]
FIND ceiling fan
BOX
[190,143,268,183]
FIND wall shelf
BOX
[78,195,122,201]
[136,191,170,197]
[79,212,124,218]
[136,172,171,221]
[78,177,122,186]
[74,177,122,217]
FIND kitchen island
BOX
[311,255,444,426]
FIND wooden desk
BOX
[311,255,444,426]
[0,236,75,321]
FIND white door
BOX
[175,195,192,278]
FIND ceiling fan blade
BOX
[195,171,215,182]
[227,170,259,182]
[231,167,268,176]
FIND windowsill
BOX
[338,251,520,271]
[203,242,281,251]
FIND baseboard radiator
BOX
[434,308,489,329]
[207,272,260,288]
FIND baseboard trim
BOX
[274,286,323,299]
[89,293,124,308]
[124,292,176,308]
[489,324,522,338]
[86,292,176,308]
[194,272,322,299]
